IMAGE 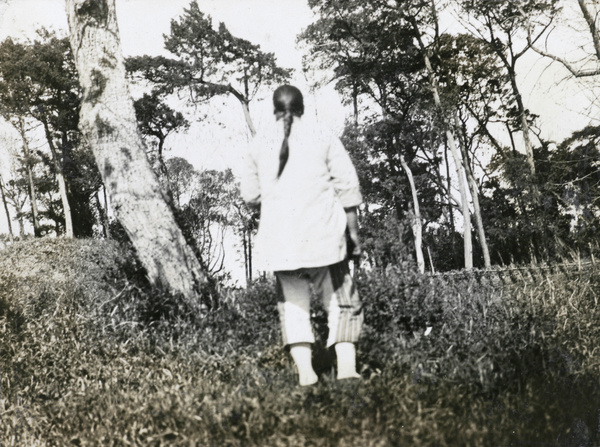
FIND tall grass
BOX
[1,238,599,446]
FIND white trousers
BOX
[275,260,363,347]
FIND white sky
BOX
[0,0,346,172]
[0,0,312,64]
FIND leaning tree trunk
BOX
[40,118,74,237]
[399,155,425,274]
[456,114,491,268]
[65,0,207,310]
[228,87,256,138]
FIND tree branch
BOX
[526,1,600,78]
[578,0,600,62]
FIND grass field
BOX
[1,238,599,446]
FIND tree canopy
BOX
[126,0,292,136]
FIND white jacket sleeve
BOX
[326,135,362,208]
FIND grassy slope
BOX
[1,238,600,446]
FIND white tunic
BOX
[240,115,362,272]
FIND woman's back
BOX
[244,115,354,270]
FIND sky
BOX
[0,0,312,65]
[0,1,594,147]
[0,0,347,173]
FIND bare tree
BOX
[399,154,425,273]
[458,0,559,177]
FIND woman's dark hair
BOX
[273,85,304,178]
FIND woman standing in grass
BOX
[241,84,363,386]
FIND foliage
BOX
[301,1,493,270]
[133,91,190,176]
[0,30,101,237]
[457,0,559,178]
[162,1,291,101]
[456,0,559,122]
[165,156,197,209]
[359,211,416,270]
[64,144,103,237]
[301,0,600,269]
[2,239,600,446]
[301,0,430,117]
[126,0,291,136]
[177,168,237,277]
[164,158,252,283]
[480,127,600,264]
[549,125,600,252]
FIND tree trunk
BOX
[482,15,536,176]
[243,225,254,286]
[17,213,24,238]
[247,228,253,282]
[575,0,599,61]
[455,115,491,268]
[153,136,177,207]
[399,154,425,273]
[443,143,455,230]
[16,117,41,237]
[94,189,110,238]
[445,130,473,270]
[0,174,14,242]
[7,193,26,238]
[508,73,536,175]
[229,87,256,138]
[40,118,74,237]
[242,227,249,286]
[240,99,256,138]
[505,122,518,154]
[156,137,168,177]
[65,0,207,310]
[528,0,600,77]
[411,18,473,269]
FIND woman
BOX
[241,85,363,386]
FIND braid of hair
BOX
[277,109,294,178]
[272,85,304,178]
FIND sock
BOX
[335,342,361,380]
[289,343,318,386]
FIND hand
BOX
[344,206,361,263]
[346,230,361,262]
